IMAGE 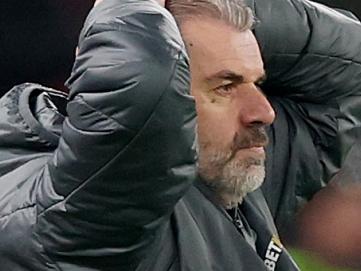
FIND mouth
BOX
[227,145,266,162]
[234,146,265,157]
[246,146,265,154]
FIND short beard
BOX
[197,127,268,209]
[199,150,265,209]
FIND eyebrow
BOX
[206,69,267,85]
[206,70,244,84]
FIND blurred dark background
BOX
[0,0,360,94]
[0,0,93,93]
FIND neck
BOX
[195,176,244,209]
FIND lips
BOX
[247,146,265,154]
[229,129,268,161]
[232,129,269,152]
[236,146,265,155]
[229,146,266,162]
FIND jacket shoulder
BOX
[0,83,66,150]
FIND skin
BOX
[180,17,275,208]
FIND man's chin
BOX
[198,149,266,208]
[215,164,265,209]
[233,149,266,162]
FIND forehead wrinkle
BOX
[181,19,264,85]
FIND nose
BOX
[236,85,275,127]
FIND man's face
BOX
[180,18,275,208]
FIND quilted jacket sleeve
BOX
[246,0,361,232]
[34,1,196,269]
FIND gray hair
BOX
[166,0,255,32]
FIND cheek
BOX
[196,105,235,147]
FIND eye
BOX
[254,82,265,94]
[255,83,262,90]
[214,83,236,97]
[255,76,266,90]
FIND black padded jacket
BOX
[0,0,360,270]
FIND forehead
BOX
[180,17,264,81]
